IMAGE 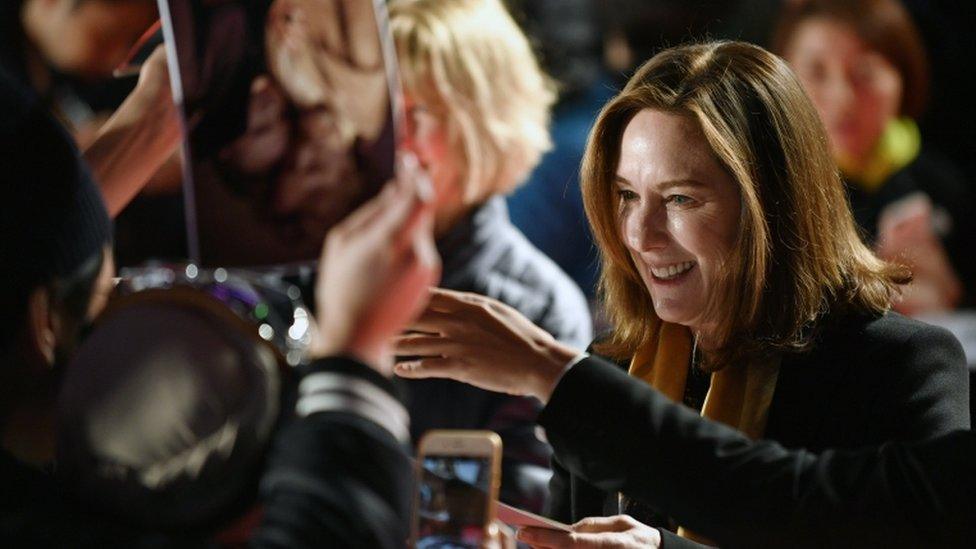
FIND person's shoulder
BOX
[825,309,949,341]
[821,310,964,362]
[865,310,958,343]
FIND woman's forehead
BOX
[615,110,729,190]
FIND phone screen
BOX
[416,455,491,548]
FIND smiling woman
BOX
[394,40,969,548]
[582,41,908,369]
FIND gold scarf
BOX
[627,321,781,542]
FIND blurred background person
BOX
[1,0,185,268]
[772,0,976,314]
[1,0,157,131]
[0,71,115,475]
[503,0,611,305]
[389,0,592,513]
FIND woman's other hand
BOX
[517,515,662,548]
[311,156,440,373]
[393,288,580,402]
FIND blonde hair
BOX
[583,41,910,368]
[390,0,556,202]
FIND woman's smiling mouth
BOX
[650,261,695,281]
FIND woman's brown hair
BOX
[583,41,910,369]
[771,0,929,119]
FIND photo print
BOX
[160,0,398,267]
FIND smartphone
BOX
[412,430,502,549]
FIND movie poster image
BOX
[160,0,397,267]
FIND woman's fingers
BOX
[407,309,470,335]
[572,515,640,533]
[393,357,461,380]
[426,287,505,318]
[393,334,456,357]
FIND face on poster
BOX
[161,0,397,268]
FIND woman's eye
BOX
[666,194,693,206]
[616,189,639,203]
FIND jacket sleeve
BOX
[251,357,413,549]
[873,322,970,438]
[544,454,574,522]
[538,356,976,548]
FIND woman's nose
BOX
[625,203,669,252]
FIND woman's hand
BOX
[517,515,662,548]
[312,156,440,373]
[393,289,580,402]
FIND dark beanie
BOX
[0,69,111,288]
[57,294,281,530]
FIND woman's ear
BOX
[25,287,59,368]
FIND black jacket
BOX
[546,312,970,547]
[539,351,976,548]
[406,197,592,512]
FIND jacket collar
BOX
[436,196,510,289]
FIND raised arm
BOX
[539,356,976,548]
[83,46,181,217]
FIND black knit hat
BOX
[0,69,112,289]
[58,295,281,530]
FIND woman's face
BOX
[402,93,463,201]
[616,110,741,335]
[784,17,902,166]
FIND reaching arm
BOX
[83,46,181,217]
[538,356,976,548]
[254,153,439,547]
[252,357,413,549]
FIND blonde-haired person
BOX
[389,0,592,512]
[395,41,969,548]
